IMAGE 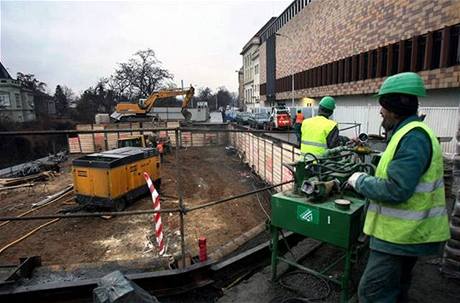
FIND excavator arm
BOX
[112,86,195,122]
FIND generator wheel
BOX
[114,198,126,212]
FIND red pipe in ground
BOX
[198,237,207,262]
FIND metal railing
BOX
[0,125,296,268]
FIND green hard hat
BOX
[319,96,336,111]
[377,72,426,97]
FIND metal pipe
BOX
[0,128,174,136]
[0,208,181,221]
[0,181,293,222]
[186,180,293,212]
[0,127,295,136]
[175,128,186,268]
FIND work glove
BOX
[347,172,367,189]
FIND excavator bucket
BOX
[181,108,192,122]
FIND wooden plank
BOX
[76,125,95,154]
[68,137,81,153]
[167,121,179,146]
[76,124,92,131]
[142,122,155,137]
[93,125,105,152]
[192,133,205,147]
[105,124,119,150]
[181,132,192,147]
[131,122,141,135]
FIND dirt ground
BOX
[0,146,270,266]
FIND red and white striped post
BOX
[143,172,165,255]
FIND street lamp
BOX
[275,33,295,108]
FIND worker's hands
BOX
[347,172,367,189]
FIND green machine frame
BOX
[270,191,365,302]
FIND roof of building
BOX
[240,17,277,55]
[0,62,12,79]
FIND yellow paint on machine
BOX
[72,147,160,205]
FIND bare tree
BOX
[110,49,173,100]
[61,85,75,103]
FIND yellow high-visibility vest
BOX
[364,121,450,244]
[300,116,337,155]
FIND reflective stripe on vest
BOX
[367,203,447,220]
[363,120,450,244]
[300,116,337,156]
[414,178,444,193]
[301,140,327,148]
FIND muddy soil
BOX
[0,146,270,266]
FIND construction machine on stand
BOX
[110,86,195,122]
[270,134,378,302]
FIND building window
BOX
[449,24,460,66]
[368,50,376,78]
[15,93,21,108]
[390,43,399,75]
[381,47,388,76]
[431,30,442,69]
[0,94,10,106]
[416,35,426,71]
[254,64,259,74]
[269,23,460,94]
[402,39,412,72]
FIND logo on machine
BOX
[297,206,319,224]
[301,210,313,221]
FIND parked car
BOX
[225,109,238,122]
[248,110,271,129]
[235,111,252,125]
[269,108,292,130]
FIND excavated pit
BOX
[0,146,271,268]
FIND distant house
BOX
[0,62,36,122]
[33,90,56,118]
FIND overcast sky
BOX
[1,0,290,95]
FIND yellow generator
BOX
[72,147,161,210]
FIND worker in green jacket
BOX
[347,72,450,303]
[300,96,339,155]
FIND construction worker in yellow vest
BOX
[347,72,450,302]
[300,96,339,155]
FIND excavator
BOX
[110,86,195,122]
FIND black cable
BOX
[280,230,297,260]
[278,270,331,303]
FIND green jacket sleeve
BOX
[355,129,432,203]
[326,125,339,148]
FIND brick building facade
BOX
[255,0,460,106]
